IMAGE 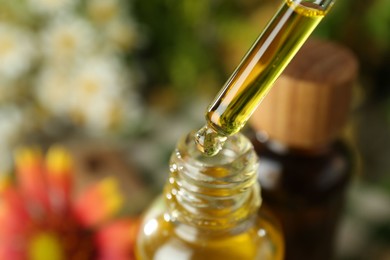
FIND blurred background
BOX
[0,0,389,259]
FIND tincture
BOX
[196,0,337,156]
[136,132,284,260]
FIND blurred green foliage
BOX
[132,0,390,104]
[132,0,280,106]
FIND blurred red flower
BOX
[0,146,139,260]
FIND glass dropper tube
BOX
[195,0,336,156]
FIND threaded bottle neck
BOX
[164,131,261,232]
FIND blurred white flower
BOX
[87,0,121,24]
[35,67,72,116]
[86,0,139,53]
[68,56,138,132]
[104,18,139,52]
[0,23,35,80]
[27,0,77,15]
[70,57,126,102]
[0,0,143,139]
[41,16,95,64]
[35,55,140,133]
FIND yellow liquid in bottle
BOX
[196,0,333,156]
[136,208,284,260]
[136,132,284,260]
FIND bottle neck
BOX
[164,132,261,232]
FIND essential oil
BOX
[195,0,335,156]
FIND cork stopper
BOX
[250,38,358,149]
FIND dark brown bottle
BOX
[249,38,359,260]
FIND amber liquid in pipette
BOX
[196,0,332,156]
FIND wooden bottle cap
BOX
[250,38,359,149]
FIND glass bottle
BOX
[248,38,359,260]
[136,132,284,260]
